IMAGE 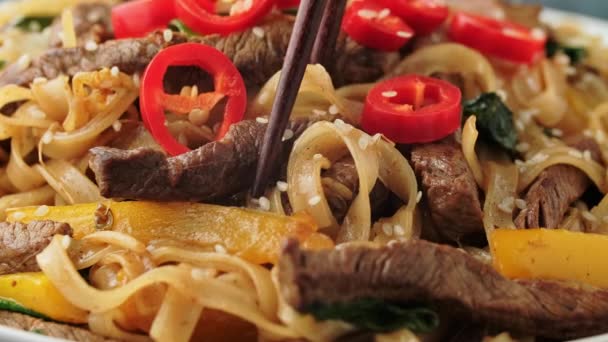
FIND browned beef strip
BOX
[0,221,72,275]
[278,239,608,339]
[0,16,397,88]
[89,118,317,202]
[410,137,484,241]
[514,137,601,228]
[321,156,390,222]
[0,311,114,341]
[48,2,113,48]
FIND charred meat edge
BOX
[0,15,398,89]
[0,221,72,276]
[279,239,608,339]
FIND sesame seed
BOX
[496,89,508,101]
[357,9,377,19]
[377,8,391,19]
[416,191,422,203]
[16,54,31,71]
[498,197,514,214]
[582,211,597,222]
[191,268,207,280]
[61,235,72,249]
[528,153,548,164]
[110,66,120,77]
[33,77,47,85]
[312,109,328,116]
[382,223,393,236]
[214,244,228,254]
[12,212,25,220]
[530,27,546,40]
[313,153,324,161]
[258,91,270,104]
[258,196,270,211]
[87,10,102,22]
[41,131,54,144]
[595,130,606,143]
[372,133,382,143]
[328,104,339,115]
[84,40,98,51]
[30,108,46,119]
[112,120,122,132]
[256,117,269,124]
[308,195,322,206]
[393,225,406,236]
[276,181,288,192]
[583,150,592,161]
[502,27,522,37]
[133,73,141,87]
[515,199,527,210]
[397,31,413,38]
[565,66,577,76]
[551,128,563,137]
[568,150,583,158]
[334,119,353,133]
[358,135,370,150]
[381,90,397,98]
[252,26,265,38]
[163,29,173,42]
[515,142,530,153]
[34,205,49,217]
[282,129,294,141]
[515,120,524,131]
[583,129,593,137]
[515,159,525,166]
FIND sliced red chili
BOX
[342,1,414,52]
[448,12,547,64]
[361,75,462,144]
[174,0,275,35]
[378,0,448,35]
[140,43,247,156]
[111,0,176,39]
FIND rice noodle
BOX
[0,185,53,219]
[251,65,360,124]
[37,234,300,340]
[287,122,417,242]
[517,146,606,193]
[482,160,519,234]
[387,43,497,98]
[462,116,485,189]
[34,159,102,204]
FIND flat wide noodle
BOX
[37,235,299,340]
[387,43,497,98]
[517,146,607,193]
[287,121,418,243]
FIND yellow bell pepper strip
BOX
[490,228,608,288]
[7,201,331,264]
[0,272,87,323]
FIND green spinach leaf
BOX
[307,299,439,333]
[15,16,54,32]
[463,92,518,154]
[545,38,587,64]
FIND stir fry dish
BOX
[0,0,607,340]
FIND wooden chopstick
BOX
[310,0,347,65]
[252,0,329,197]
